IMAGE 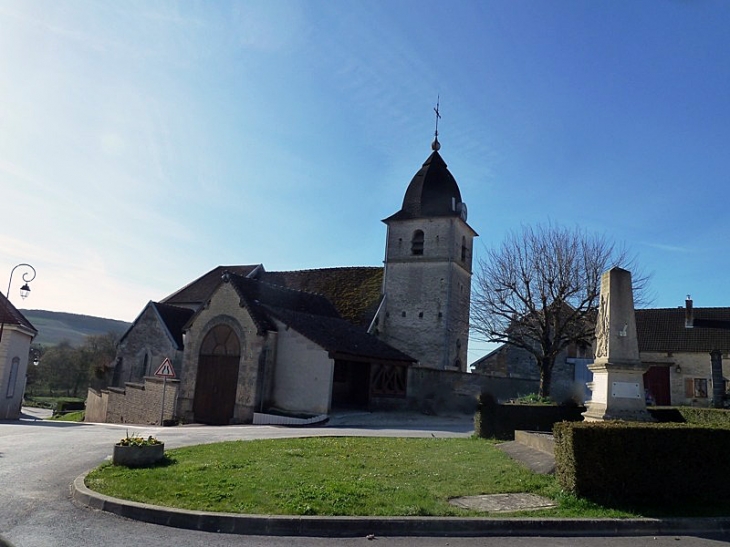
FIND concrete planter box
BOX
[112,443,165,467]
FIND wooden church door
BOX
[193,324,241,425]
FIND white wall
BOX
[0,326,33,419]
[270,319,333,415]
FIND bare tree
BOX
[471,223,649,397]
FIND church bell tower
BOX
[377,122,477,371]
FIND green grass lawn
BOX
[85,436,632,518]
[49,410,84,421]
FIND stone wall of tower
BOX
[378,216,474,371]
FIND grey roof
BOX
[152,302,195,349]
[264,305,415,365]
[225,272,340,334]
[161,265,260,306]
[224,272,414,364]
[384,150,464,222]
[636,307,730,353]
[0,292,37,334]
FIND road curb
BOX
[73,473,730,538]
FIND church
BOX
[86,134,480,425]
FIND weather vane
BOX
[432,95,441,151]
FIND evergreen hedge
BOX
[554,421,730,505]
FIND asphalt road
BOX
[1,409,728,547]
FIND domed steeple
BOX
[384,141,466,222]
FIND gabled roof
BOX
[636,307,730,353]
[259,267,383,328]
[224,272,341,334]
[161,265,261,306]
[383,149,464,222]
[0,292,37,335]
[152,302,195,349]
[119,301,194,350]
[264,305,415,365]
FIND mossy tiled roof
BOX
[260,267,383,328]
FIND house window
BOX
[6,357,19,398]
[411,230,424,255]
[461,236,467,262]
[685,378,708,398]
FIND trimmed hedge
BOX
[475,393,584,440]
[554,421,730,505]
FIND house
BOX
[471,306,730,407]
[636,306,730,407]
[87,136,490,425]
[0,292,37,419]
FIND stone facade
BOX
[113,303,185,385]
[86,378,179,425]
[177,282,274,424]
[642,351,730,407]
[377,142,477,373]
[471,342,590,404]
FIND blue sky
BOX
[2,1,730,362]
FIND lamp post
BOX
[0,263,37,343]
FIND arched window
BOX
[200,324,241,356]
[411,230,424,255]
[6,357,19,398]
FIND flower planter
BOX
[112,443,165,467]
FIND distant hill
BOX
[19,309,131,347]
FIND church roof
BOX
[636,307,730,353]
[263,305,415,365]
[225,272,341,334]
[260,267,383,328]
[0,292,37,334]
[161,265,260,306]
[384,149,464,222]
[152,302,195,349]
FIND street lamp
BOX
[7,263,36,300]
[0,263,37,343]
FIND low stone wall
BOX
[406,367,540,415]
[85,388,108,423]
[93,377,180,425]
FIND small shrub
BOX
[117,432,162,447]
[512,393,554,405]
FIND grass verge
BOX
[49,410,85,421]
[85,436,631,518]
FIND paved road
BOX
[1,409,728,547]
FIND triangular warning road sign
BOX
[154,358,176,378]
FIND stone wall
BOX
[114,304,183,386]
[642,351,730,407]
[379,216,474,371]
[177,282,272,424]
[96,377,179,425]
[406,366,540,414]
[85,388,108,422]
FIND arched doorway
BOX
[193,324,241,425]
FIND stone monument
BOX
[583,267,653,422]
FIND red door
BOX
[643,366,671,406]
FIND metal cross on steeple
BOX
[432,95,441,151]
